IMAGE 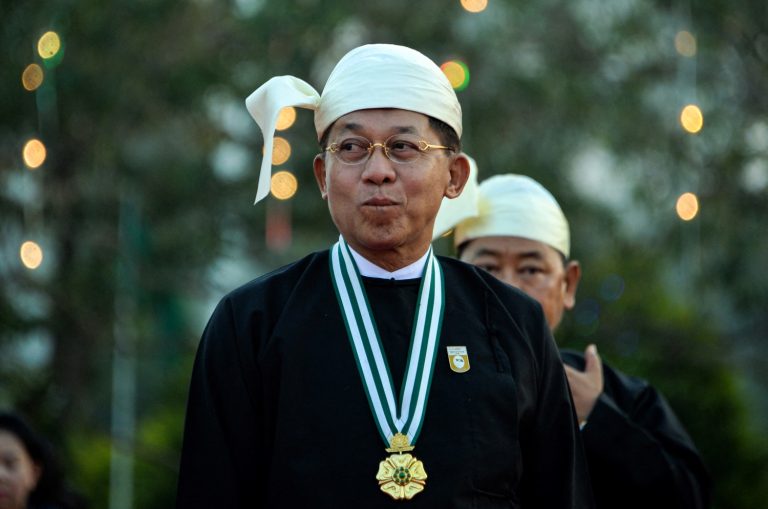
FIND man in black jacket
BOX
[437,170,712,509]
[176,45,594,508]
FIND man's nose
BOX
[361,145,396,184]
[499,269,522,289]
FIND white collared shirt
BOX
[344,237,429,280]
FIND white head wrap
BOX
[245,43,462,203]
[433,172,571,258]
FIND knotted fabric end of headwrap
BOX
[245,75,321,204]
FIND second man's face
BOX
[460,236,579,332]
[314,108,464,261]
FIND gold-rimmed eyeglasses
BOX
[323,134,455,165]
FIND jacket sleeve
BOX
[520,320,596,508]
[176,296,265,509]
[472,266,596,509]
[580,364,711,509]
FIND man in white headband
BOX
[176,44,593,508]
[438,172,711,509]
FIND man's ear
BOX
[31,461,43,489]
[563,260,581,310]
[445,153,470,199]
[313,154,328,200]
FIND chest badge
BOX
[446,346,470,373]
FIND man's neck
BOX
[344,239,431,279]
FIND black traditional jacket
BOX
[561,350,711,509]
[177,252,594,508]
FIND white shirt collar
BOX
[344,237,430,280]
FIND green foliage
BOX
[69,432,111,508]
[133,407,185,509]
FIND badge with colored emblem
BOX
[447,346,470,373]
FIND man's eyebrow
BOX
[393,125,419,134]
[336,122,419,136]
[518,250,546,260]
[336,122,362,134]
[470,248,545,260]
[470,248,502,258]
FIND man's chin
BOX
[359,235,403,252]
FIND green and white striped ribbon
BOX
[330,238,445,447]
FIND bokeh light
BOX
[270,136,291,165]
[599,274,625,302]
[271,170,298,200]
[675,31,697,57]
[21,64,44,91]
[37,31,61,59]
[460,0,488,13]
[680,104,703,134]
[440,60,470,91]
[574,298,601,336]
[23,139,47,169]
[20,241,44,269]
[676,192,699,221]
[275,107,297,131]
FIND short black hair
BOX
[428,116,461,152]
[0,412,48,465]
[318,115,460,152]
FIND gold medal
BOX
[376,433,427,500]
[331,241,443,502]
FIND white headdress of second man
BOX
[434,172,571,258]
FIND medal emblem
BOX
[376,433,427,500]
[447,346,470,373]
[330,239,444,502]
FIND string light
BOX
[460,0,488,13]
[275,107,297,131]
[680,104,703,134]
[37,31,61,60]
[675,31,697,57]
[440,60,470,91]
[270,136,291,165]
[271,170,298,200]
[676,192,699,221]
[23,139,47,169]
[21,64,44,91]
[20,241,44,269]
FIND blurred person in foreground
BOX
[435,169,711,509]
[0,412,87,509]
[176,44,594,508]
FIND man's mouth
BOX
[363,196,397,207]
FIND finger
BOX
[584,344,599,372]
[584,344,604,389]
